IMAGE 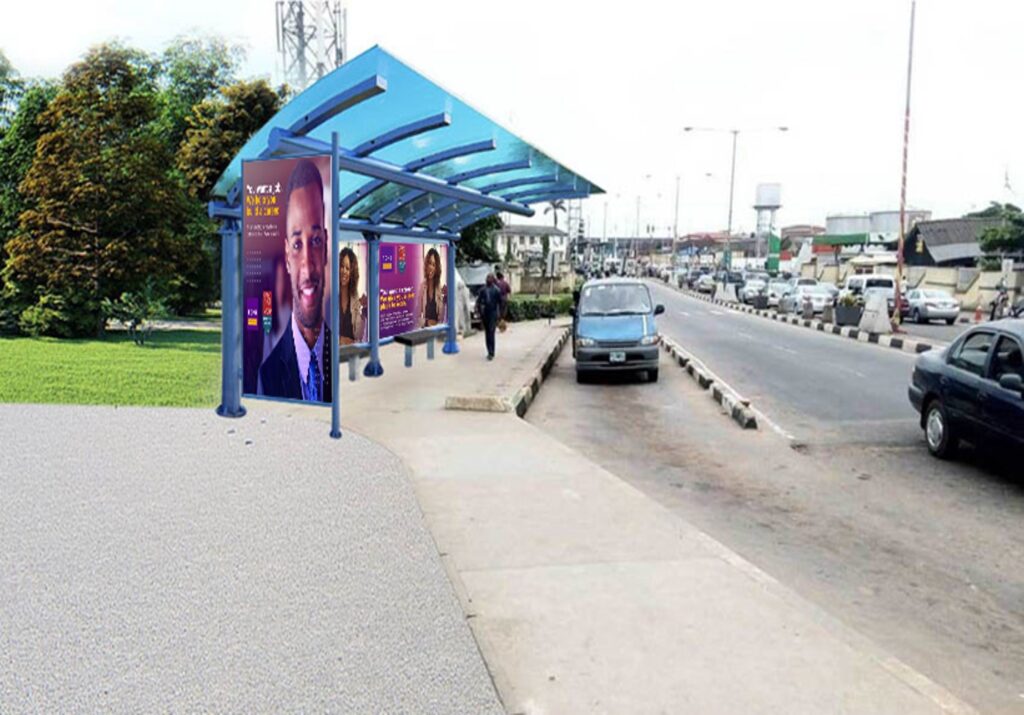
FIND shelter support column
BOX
[216,219,246,418]
[363,232,385,377]
[330,132,342,438]
[443,239,459,354]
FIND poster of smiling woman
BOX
[241,155,333,405]
[418,243,448,329]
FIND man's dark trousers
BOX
[484,316,497,357]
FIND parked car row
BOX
[688,271,964,324]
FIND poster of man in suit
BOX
[242,155,333,404]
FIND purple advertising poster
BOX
[378,242,448,338]
[241,155,333,404]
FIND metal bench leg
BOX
[427,339,435,360]
[348,359,358,382]
[405,345,413,368]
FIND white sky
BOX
[3,0,1023,237]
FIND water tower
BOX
[753,183,781,266]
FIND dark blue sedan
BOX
[909,319,1024,458]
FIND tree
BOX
[0,83,58,262]
[457,214,502,264]
[544,199,566,230]
[173,79,284,312]
[0,49,22,129]
[966,202,1024,256]
[177,79,284,201]
[4,44,188,337]
[158,34,244,151]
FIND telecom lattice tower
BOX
[276,1,347,92]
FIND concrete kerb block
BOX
[448,325,570,417]
[665,336,757,430]
[445,394,512,413]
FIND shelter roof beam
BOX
[288,75,388,135]
[269,131,534,217]
[350,112,451,157]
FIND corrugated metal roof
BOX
[927,242,982,263]
[912,218,1000,248]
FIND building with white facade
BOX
[492,224,569,263]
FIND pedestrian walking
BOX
[476,274,503,360]
[496,269,511,329]
[495,270,511,310]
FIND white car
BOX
[904,289,960,325]
[738,278,767,304]
[839,272,897,309]
[767,279,791,307]
[780,285,833,314]
[696,274,716,293]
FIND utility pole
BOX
[726,130,738,269]
[603,200,609,265]
[894,0,917,329]
[684,126,787,271]
[672,175,680,270]
[635,195,641,240]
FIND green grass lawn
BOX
[0,330,221,407]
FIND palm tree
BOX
[544,199,566,230]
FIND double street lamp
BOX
[683,125,788,268]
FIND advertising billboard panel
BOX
[242,155,334,404]
[378,242,448,339]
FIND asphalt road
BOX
[899,315,974,344]
[528,329,1024,713]
[648,280,923,446]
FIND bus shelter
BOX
[208,46,602,438]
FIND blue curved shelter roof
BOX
[212,45,602,238]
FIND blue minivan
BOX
[570,278,664,383]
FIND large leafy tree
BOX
[177,79,283,201]
[158,35,244,151]
[458,214,502,264]
[4,44,188,337]
[174,79,284,311]
[966,202,1024,255]
[0,82,57,262]
[0,49,22,128]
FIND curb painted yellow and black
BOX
[660,336,758,430]
[672,283,946,355]
[511,326,572,418]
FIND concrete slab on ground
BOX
[0,404,501,714]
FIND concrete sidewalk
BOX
[279,320,976,714]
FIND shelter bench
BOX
[394,326,446,367]
[338,344,371,381]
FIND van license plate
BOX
[609,351,626,363]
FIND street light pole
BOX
[726,129,739,269]
[672,175,680,270]
[684,126,787,271]
[895,0,917,329]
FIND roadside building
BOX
[901,218,1002,267]
[780,224,825,252]
[493,224,568,263]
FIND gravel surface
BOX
[0,403,501,714]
